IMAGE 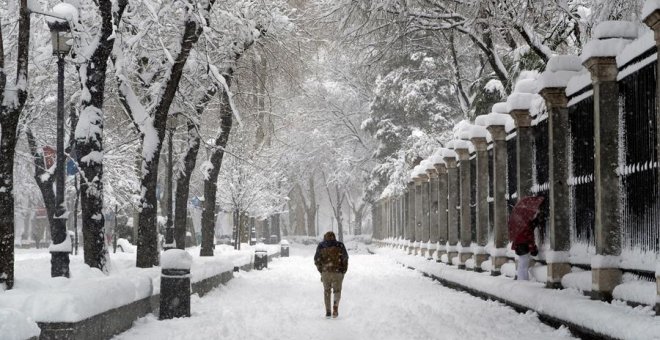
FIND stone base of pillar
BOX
[403,245,409,253]
[656,276,660,316]
[436,251,447,263]
[546,262,571,289]
[413,247,420,256]
[591,268,622,302]
[407,246,414,255]
[427,248,436,259]
[420,247,427,257]
[458,252,472,270]
[490,256,508,276]
[447,251,458,265]
[472,254,489,273]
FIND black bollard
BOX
[254,248,268,270]
[280,240,289,257]
[159,249,192,320]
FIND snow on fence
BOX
[617,46,660,271]
[567,85,596,259]
[487,144,494,242]
[469,153,477,242]
[506,132,517,218]
[532,110,550,250]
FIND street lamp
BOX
[164,112,180,250]
[46,5,74,278]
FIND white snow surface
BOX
[161,249,193,270]
[616,30,655,67]
[580,38,632,62]
[0,245,277,323]
[491,102,508,114]
[506,93,541,111]
[46,2,79,24]
[613,274,657,306]
[565,72,592,97]
[117,244,573,340]
[0,308,41,340]
[48,235,72,252]
[513,78,539,94]
[561,270,592,292]
[593,21,639,40]
[379,248,659,340]
[642,0,660,20]
[485,112,514,129]
[547,55,583,72]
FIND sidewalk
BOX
[375,247,660,340]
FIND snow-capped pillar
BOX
[539,86,572,287]
[434,161,449,262]
[454,144,473,269]
[539,55,583,288]
[414,175,425,256]
[583,41,627,302]
[471,134,490,272]
[444,152,460,265]
[406,180,415,254]
[486,123,508,276]
[509,109,534,198]
[427,167,440,258]
[420,173,431,257]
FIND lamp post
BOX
[47,9,73,278]
[164,113,179,250]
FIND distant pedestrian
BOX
[508,196,544,281]
[314,231,349,318]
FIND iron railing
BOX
[618,53,659,255]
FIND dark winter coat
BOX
[314,240,349,274]
[508,196,544,256]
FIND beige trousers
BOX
[321,272,345,311]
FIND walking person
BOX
[314,231,349,318]
[508,196,544,281]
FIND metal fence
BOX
[532,114,550,246]
[506,133,518,216]
[618,50,660,254]
[568,86,596,247]
[487,145,494,241]
[470,153,477,242]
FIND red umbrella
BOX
[508,196,544,253]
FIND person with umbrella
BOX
[508,196,545,280]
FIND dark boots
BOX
[332,304,338,318]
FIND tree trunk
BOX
[25,129,57,241]
[173,87,215,249]
[305,176,317,237]
[134,3,215,266]
[0,0,31,289]
[200,89,234,256]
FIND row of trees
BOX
[0,0,385,289]
[314,0,645,201]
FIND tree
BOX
[0,0,31,290]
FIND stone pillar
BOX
[643,11,660,313]
[455,145,473,269]
[444,153,459,264]
[583,55,622,301]
[540,80,574,288]
[471,136,489,272]
[427,167,439,258]
[434,162,448,262]
[406,180,415,254]
[420,174,430,257]
[509,109,534,198]
[486,124,509,275]
[414,177,424,256]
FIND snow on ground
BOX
[116,244,573,340]
[378,247,659,340]
[0,244,277,323]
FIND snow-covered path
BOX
[116,245,574,340]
